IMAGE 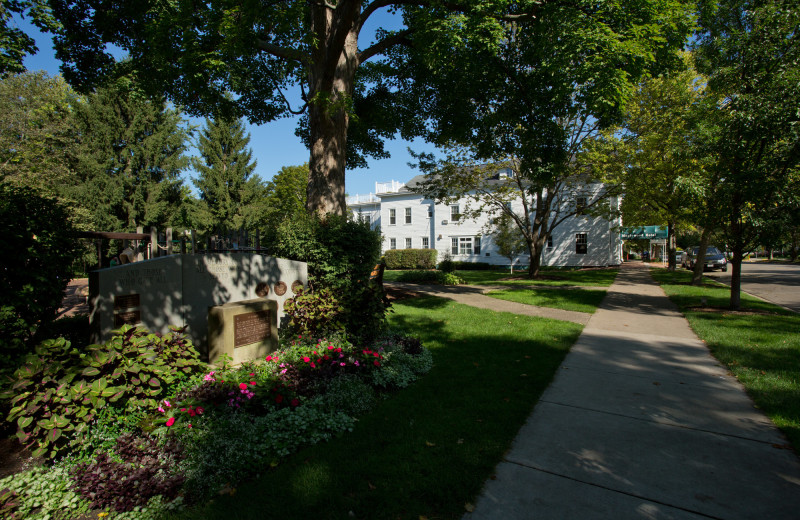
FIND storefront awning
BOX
[620,225,668,240]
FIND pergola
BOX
[620,225,668,262]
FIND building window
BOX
[547,235,553,249]
[474,236,481,255]
[389,208,396,225]
[450,205,461,222]
[405,207,412,224]
[405,237,412,249]
[576,233,587,254]
[451,237,459,255]
[428,207,433,219]
[576,196,588,216]
[390,238,397,250]
[422,237,429,248]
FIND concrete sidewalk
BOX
[464,262,800,519]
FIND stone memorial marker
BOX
[90,253,307,362]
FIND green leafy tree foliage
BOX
[0,71,79,194]
[191,114,265,232]
[49,0,552,217]
[694,0,800,309]
[263,163,309,232]
[0,182,82,360]
[405,1,692,276]
[70,79,190,232]
[0,1,59,76]
[594,55,709,271]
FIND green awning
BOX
[620,225,668,240]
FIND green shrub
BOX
[3,326,205,458]
[0,465,90,520]
[320,374,377,418]
[384,248,438,269]
[0,182,83,360]
[270,214,389,344]
[282,287,345,340]
[394,270,464,285]
[438,251,455,272]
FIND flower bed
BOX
[0,328,432,519]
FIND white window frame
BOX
[576,233,588,254]
[390,238,397,250]
[452,236,476,255]
[389,208,396,225]
[422,236,429,249]
[474,236,481,255]
[450,205,461,222]
[405,207,412,224]
[405,237,412,249]
[576,196,588,216]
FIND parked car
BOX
[685,246,728,272]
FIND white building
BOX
[348,174,622,268]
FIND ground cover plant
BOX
[650,268,800,450]
[0,325,434,519]
[486,288,608,313]
[384,267,618,287]
[182,295,583,519]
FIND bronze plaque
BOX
[255,282,270,297]
[291,280,304,295]
[114,294,140,310]
[274,282,287,296]
[234,310,271,348]
[114,309,141,327]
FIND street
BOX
[703,261,800,312]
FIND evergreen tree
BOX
[71,78,190,232]
[191,115,265,232]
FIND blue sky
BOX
[13,10,437,197]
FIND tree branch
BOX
[255,39,309,64]
[358,29,413,62]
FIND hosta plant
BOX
[3,325,206,458]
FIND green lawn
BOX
[384,267,619,287]
[184,296,583,520]
[650,268,800,450]
[486,288,607,313]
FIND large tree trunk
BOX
[305,4,360,217]
[667,219,676,272]
[691,228,712,286]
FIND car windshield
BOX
[707,247,721,255]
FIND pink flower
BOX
[157,406,165,413]
[203,371,216,382]
[354,361,360,366]
[249,381,256,386]
[303,356,310,363]
[310,362,316,368]
[266,355,272,361]
[328,345,334,350]
[196,407,204,415]
[166,417,175,427]
[340,362,346,367]
[280,369,287,374]
[164,400,171,407]
[249,372,255,376]
[187,423,192,429]
[239,382,248,390]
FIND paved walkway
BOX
[385,282,592,325]
[461,262,800,519]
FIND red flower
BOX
[188,409,196,417]
[239,382,248,390]
[196,407,205,415]
[310,362,316,368]
[303,356,310,363]
[275,395,284,404]
[336,348,342,353]
[373,352,380,357]
[266,355,273,361]
[166,417,175,427]
[327,345,334,350]
[249,372,255,376]
[290,398,300,407]
[323,355,330,361]
[374,360,380,366]
[249,381,256,386]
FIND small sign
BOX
[114,294,140,310]
[234,310,271,348]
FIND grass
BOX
[650,268,800,450]
[486,288,607,313]
[384,267,619,287]
[183,296,583,520]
